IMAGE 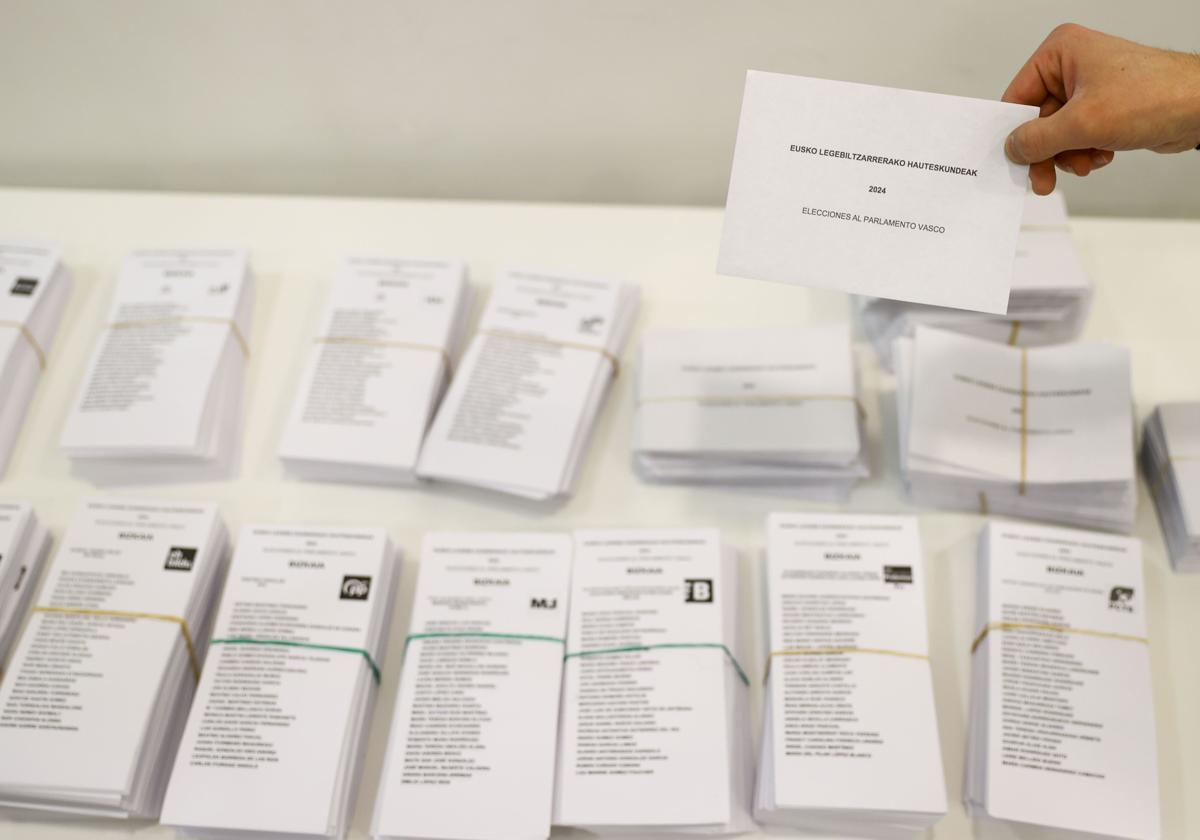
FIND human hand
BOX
[1002,24,1200,194]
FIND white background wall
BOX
[2,0,1198,217]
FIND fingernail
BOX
[1055,160,1076,175]
[1004,134,1020,162]
[1091,151,1111,169]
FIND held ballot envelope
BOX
[719,71,1037,314]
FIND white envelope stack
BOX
[1142,403,1200,572]
[755,513,946,838]
[633,325,867,497]
[60,249,255,484]
[279,256,472,485]
[554,528,753,835]
[0,498,230,819]
[896,326,1136,532]
[374,531,572,840]
[0,240,72,476]
[162,524,399,840]
[0,501,51,668]
[859,192,1093,370]
[966,521,1159,840]
[418,268,639,500]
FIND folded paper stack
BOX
[966,521,1159,839]
[1142,402,1200,572]
[0,498,230,819]
[280,256,472,485]
[755,513,946,838]
[418,268,638,500]
[60,249,254,484]
[0,501,50,668]
[858,192,1092,371]
[162,524,399,840]
[895,326,1136,532]
[553,528,753,835]
[633,325,867,498]
[0,240,72,476]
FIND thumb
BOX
[1005,103,1092,164]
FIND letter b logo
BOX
[684,579,713,603]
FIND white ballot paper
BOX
[0,498,230,819]
[966,521,1159,839]
[0,239,72,476]
[417,268,639,500]
[755,513,946,838]
[633,324,866,496]
[1142,403,1200,572]
[60,248,254,485]
[373,531,572,840]
[553,528,753,835]
[279,256,472,485]
[0,501,51,668]
[719,71,1036,313]
[858,191,1094,370]
[896,326,1136,532]
[162,524,399,840]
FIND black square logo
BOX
[884,565,913,585]
[10,277,38,296]
[164,546,197,572]
[684,578,714,603]
[1109,586,1134,612]
[340,575,372,601]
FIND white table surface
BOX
[0,186,1196,840]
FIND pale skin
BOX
[1002,23,1200,195]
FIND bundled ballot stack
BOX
[858,192,1093,370]
[279,256,472,484]
[0,498,230,819]
[896,326,1136,532]
[756,513,946,838]
[60,249,255,484]
[0,502,50,667]
[374,531,572,840]
[1142,403,1200,572]
[966,521,1159,839]
[554,529,753,835]
[633,325,867,497]
[0,240,72,476]
[162,524,399,840]
[417,268,639,500]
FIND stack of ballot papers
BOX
[966,521,1159,839]
[279,256,472,484]
[633,324,866,496]
[60,249,255,484]
[1142,403,1200,572]
[554,529,753,835]
[0,498,230,819]
[162,524,399,840]
[417,268,639,500]
[0,502,50,668]
[896,326,1136,532]
[858,192,1093,370]
[374,531,572,840]
[756,513,946,838]
[0,240,72,476]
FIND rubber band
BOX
[970,620,1148,655]
[313,335,451,375]
[479,329,620,377]
[0,320,46,370]
[211,637,381,684]
[34,606,200,681]
[564,642,750,687]
[764,646,929,683]
[107,316,250,358]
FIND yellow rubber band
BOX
[33,606,201,681]
[970,620,1148,655]
[0,320,46,370]
[313,335,451,373]
[764,646,929,682]
[107,316,249,359]
[479,328,620,378]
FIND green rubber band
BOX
[404,631,567,649]
[564,642,750,687]
[211,637,381,684]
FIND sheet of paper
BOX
[719,71,1036,313]
[373,531,572,840]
